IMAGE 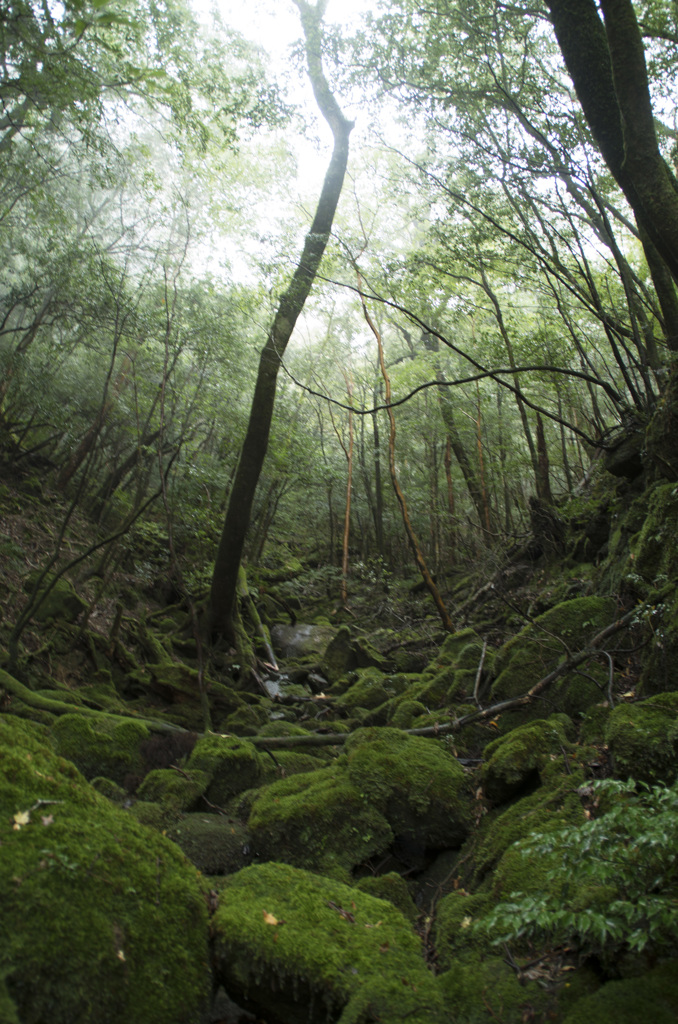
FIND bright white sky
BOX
[203,0,378,173]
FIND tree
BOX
[209,0,353,641]
[543,0,678,293]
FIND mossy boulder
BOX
[321,626,360,683]
[490,597,617,703]
[135,766,210,811]
[354,872,419,923]
[428,628,481,670]
[167,813,251,874]
[247,761,393,877]
[218,703,269,736]
[605,693,678,784]
[0,714,210,1024]
[24,572,87,623]
[562,959,678,1024]
[471,776,586,886]
[271,623,337,659]
[335,668,394,716]
[321,628,390,686]
[212,861,445,1024]
[434,891,492,969]
[346,728,472,849]
[437,955,596,1024]
[50,712,149,786]
[481,715,575,804]
[188,734,264,806]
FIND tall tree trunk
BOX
[359,279,455,632]
[340,375,354,607]
[543,0,678,289]
[443,435,456,561]
[209,0,353,639]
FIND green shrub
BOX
[479,778,678,962]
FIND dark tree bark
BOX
[209,0,353,639]
[544,0,678,292]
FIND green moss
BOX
[335,668,392,713]
[135,767,210,811]
[218,704,269,736]
[605,693,678,784]
[354,872,419,923]
[562,960,678,1024]
[434,892,492,969]
[0,714,210,1024]
[212,862,445,1024]
[24,572,88,623]
[167,813,251,874]
[346,728,472,848]
[50,713,149,785]
[188,734,264,805]
[432,628,480,668]
[390,699,428,729]
[437,955,598,1024]
[490,597,617,702]
[481,716,575,804]
[321,626,359,683]
[471,778,586,887]
[90,777,127,802]
[128,799,182,832]
[247,762,393,875]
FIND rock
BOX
[346,727,472,851]
[212,862,445,1024]
[271,622,337,658]
[0,715,211,1024]
[24,571,87,623]
[188,734,265,805]
[50,712,149,786]
[247,759,393,877]
[481,715,575,804]
[562,960,678,1023]
[605,692,678,784]
[167,813,251,874]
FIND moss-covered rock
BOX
[135,766,210,811]
[335,668,394,716]
[471,775,586,887]
[481,715,575,804]
[321,626,359,683]
[247,761,393,877]
[437,954,596,1024]
[605,693,678,784]
[24,571,88,623]
[434,891,492,969]
[218,703,269,736]
[346,728,472,850]
[188,734,264,805]
[212,861,445,1024]
[50,712,149,786]
[490,597,618,704]
[167,813,251,874]
[354,872,419,923]
[562,959,678,1024]
[0,714,210,1024]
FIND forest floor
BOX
[1,456,677,1024]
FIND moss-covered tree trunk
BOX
[209,0,353,640]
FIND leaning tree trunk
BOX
[209,0,353,640]
[543,0,678,289]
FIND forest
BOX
[1,0,678,1021]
